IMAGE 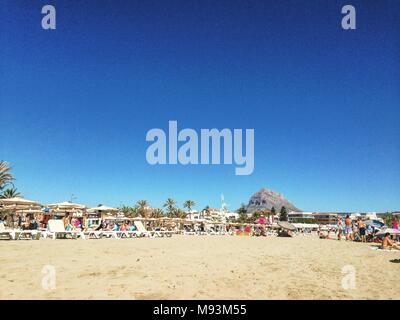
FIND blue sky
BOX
[1,0,399,212]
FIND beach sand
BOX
[0,235,399,299]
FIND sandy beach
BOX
[0,235,399,300]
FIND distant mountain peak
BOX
[245,188,300,213]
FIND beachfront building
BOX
[312,213,338,225]
[287,211,314,223]
[187,210,203,220]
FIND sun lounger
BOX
[46,220,85,239]
[133,221,173,237]
[100,230,119,239]
[0,223,16,240]
[115,230,141,238]
[83,229,103,239]
[152,227,173,238]
[133,221,154,237]
[183,229,196,235]
[14,230,41,240]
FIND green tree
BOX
[163,198,177,217]
[172,208,187,219]
[120,205,138,218]
[271,207,276,215]
[251,211,261,222]
[0,187,21,199]
[0,161,14,194]
[151,208,165,218]
[279,206,288,221]
[183,200,195,213]
[237,212,249,223]
[236,204,247,214]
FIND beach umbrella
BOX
[364,220,385,230]
[47,201,86,210]
[131,216,145,220]
[0,197,40,207]
[102,216,116,220]
[256,217,267,225]
[0,197,41,212]
[87,205,118,213]
[375,228,400,236]
[16,208,43,214]
[277,221,296,231]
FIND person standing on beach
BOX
[337,216,344,240]
[358,218,366,242]
[345,215,353,241]
[63,213,70,229]
[392,216,399,230]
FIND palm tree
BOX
[173,208,187,219]
[151,208,164,219]
[136,200,149,217]
[136,200,149,209]
[0,161,14,192]
[0,187,21,199]
[183,200,195,213]
[163,198,177,217]
[120,205,138,218]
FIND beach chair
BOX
[183,224,196,235]
[194,225,207,236]
[46,220,85,239]
[133,221,154,237]
[205,225,218,235]
[0,223,16,240]
[303,228,313,235]
[152,227,173,238]
[15,230,41,240]
[99,230,119,239]
[83,229,103,239]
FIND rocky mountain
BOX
[245,188,300,213]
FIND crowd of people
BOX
[318,215,400,250]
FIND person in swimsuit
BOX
[345,215,353,241]
[337,216,343,240]
[382,233,400,250]
[392,216,399,230]
[357,218,366,242]
[63,213,70,229]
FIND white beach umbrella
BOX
[0,197,41,212]
[375,228,400,236]
[87,205,118,213]
[131,216,145,220]
[102,216,116,220]
[16,208,43,214]
[47,201,86,210]
[0,197,40,206]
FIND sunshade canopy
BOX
[278,221,296,231]
[87,205,118,212]
[47,201,86,210]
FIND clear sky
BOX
[1,0,399,212]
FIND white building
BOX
[288,211,314,222]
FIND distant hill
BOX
[245,188,300,213]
